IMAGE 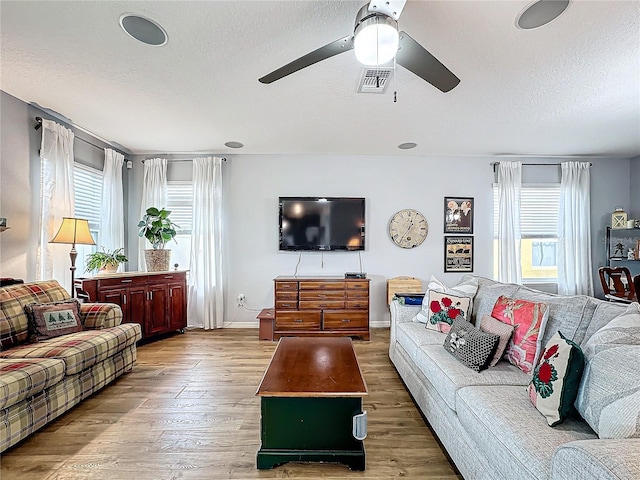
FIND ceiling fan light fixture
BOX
[354,14,399,66]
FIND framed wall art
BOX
[444,197,473,234]
[444,236,474,273]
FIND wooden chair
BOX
[598,266,636,303]
[634,275,640,303]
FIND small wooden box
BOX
[386,276,423,305]
[257,308,275,340]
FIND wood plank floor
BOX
[0,329,461,480]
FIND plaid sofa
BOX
[0,280,142,452]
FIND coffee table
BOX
[256,337,368,470]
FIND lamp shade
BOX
[50,218,96,245]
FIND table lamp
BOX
[50,217,96,297]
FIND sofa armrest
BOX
[79,303,123,329]
[551,439,640,480]
[390,300,421,325]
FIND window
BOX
[493,184,561,283]
[167,181,193,271]
[74,162,103,266]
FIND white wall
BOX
[223,155,493,327]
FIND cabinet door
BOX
[98,288,129,322]
[145,284,169,335]
[128,287,147,329]
[168,281,187,331]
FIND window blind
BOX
[167,181,193,234]
[74,163,103,232]
[493,184,560,238]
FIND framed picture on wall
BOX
[444,197,473,234]
[444,236,474,273]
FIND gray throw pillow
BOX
[443,316,500,372]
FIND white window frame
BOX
[167,181,193,271]
[74,162,103,268]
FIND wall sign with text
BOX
[444,236,474,273]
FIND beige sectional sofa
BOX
[0,280,142,452]
[389,275,640,480]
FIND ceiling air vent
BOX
[357,68,393,93]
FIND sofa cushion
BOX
[24,299,83,342]
[491,295,550,374]
[414,344,530,411]
[0,281,70,349]
[0,324,142,375]
[471,281,520,326]
[551,439,640,480]
[580,300,629,347]
[456,385,597,480]
[0,358,65,409]
[510,286,592,348]
[396,321,447,363]
[443,316,499,372]
[527,331,585,427]
[575,303,640,439]
[479,314,515,367]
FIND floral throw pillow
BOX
[527,331,585,426]
[24,299,83,342]
[491,295,550,374]
[413,275,478,324]
[426,291,472,333]
[443,316,500,372]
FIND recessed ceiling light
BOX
[224,141,244,149]
[120,14,168,46]
[516,0,570,30]
[398,142,417,150]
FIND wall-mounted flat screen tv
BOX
[279,197,365,251]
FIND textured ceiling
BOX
[1,0,639,157]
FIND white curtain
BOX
[100,149,125,270]
[36,119,75,290]
[558,162,593,295]
[188,157,224,329]
[497,161,522,284]
[138,158,167,271]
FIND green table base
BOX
[257,396,365,471]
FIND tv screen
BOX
[279,197,365,251]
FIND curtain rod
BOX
[491,161,592,171]
[141,157,227,163]
[34,116,127,157]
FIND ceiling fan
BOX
[258,0,460,93]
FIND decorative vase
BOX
[145,249,171,272]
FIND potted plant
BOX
[85,247,128,274]
[138,207,178,271]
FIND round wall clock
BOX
[389,209,428,248]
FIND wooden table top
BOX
[256,337,368,398]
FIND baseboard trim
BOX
[222,320,390,329]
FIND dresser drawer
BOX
[276,300,298,310]
[275,311,321,330]
[323,311,368,330]
[275,281,298,291]
[345,281,368,291]
[299,300,345,310]
[299,281,343,291]
[276,291,298,300]
[97,276,147,288]
[346,300,368,309]
[299,290,345,300]
[346,290,368,300]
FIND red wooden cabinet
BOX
[75,271,188,339]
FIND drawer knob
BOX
[294,319,303,323]
[342,318,351,323]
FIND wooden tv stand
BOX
[273,276,370,341]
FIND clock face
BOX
[389,209,428,248]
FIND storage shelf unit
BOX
[75,271,187,340]
[606,227,640,277]
[272,276,370,341]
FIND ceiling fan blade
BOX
[259,35,354,84]
[368,0,406,20]
[396,32,460,93]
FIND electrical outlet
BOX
[237,293,245,306]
